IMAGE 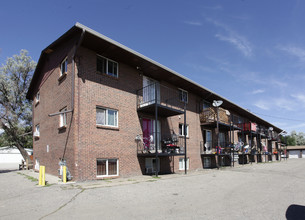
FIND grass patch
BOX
[152,176,161,179]
[17,172,38,182]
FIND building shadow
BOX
[0,169,18,174]
[286,204,305,220]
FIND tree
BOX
[0,50,36,160]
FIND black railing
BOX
[136,83,184,111]
[200,141,233,154]
[137,132,185,155]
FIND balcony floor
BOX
[137,103,184,117]
[137,152,185,157]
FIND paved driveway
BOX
[1,159,304,220]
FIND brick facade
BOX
[28,23,282,181]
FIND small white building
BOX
[0,146,33,170]
[287,146,305,159]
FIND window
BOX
[96,107,118,127]
[59,107,67,128]
[60,57,68,76]
[34,124,40,137]
[36,91,40,104]
[179,123,189,137]
[179,89,188,103]
[203,100,211,109]
[97,55,118,78]
[179,157,189,170]
[97,159,119,177]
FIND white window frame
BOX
[179,88,188,103]
[179,123,189,137]
[34,124,40,137]
[96,107,118,127]
[60,57,68,76]
[179,157,189,170]
[96,158,119,177]
[97,54,119,78]
[59,107,67,128]
[36,91,40,104]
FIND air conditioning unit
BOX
[145,167,154,174]
[33,131,40,137]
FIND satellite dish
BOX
[212,100,223,107]
[269,127,273,131]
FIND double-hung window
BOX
[179,123,189,137]
[34,124,40,137]
[96,107,118,127]
[60,57,68,77]
[59,107,67,128]
[179,89,188,103]
[97,159,119,177]
[97,55,118,78]
[36,91,40,104]
[179,157,189,170]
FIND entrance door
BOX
[142,118,161,152]
[205,130,212,153]
[143,76,160,106]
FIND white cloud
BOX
[254,101,270,110]
[184,21,202,26]
[206,18,253,57]
[215,34,252,57]
[254,97,295,111]
[252,89,265,94]
[278,46,305,62]
[291,94,305,106]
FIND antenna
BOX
[212,100,223,107]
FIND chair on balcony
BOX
[162,133,180,154]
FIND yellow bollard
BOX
[39,166,42,185]
[63,166,67,183]
[41,166,45,186]
[39,166,45,186]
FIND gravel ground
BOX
[1,159,304,220]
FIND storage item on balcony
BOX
[242,122,257,132]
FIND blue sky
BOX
[1,0,305,134]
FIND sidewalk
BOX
[16,161,281,188]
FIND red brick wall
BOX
[73,46,206,180]
[32,38,76,177]
[75,47,143,180]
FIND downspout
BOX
[48,29,85,117]
[72,29,85,111]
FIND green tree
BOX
[0,50,36,160]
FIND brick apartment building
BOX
[27,23,284,181]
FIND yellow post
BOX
[63,166,67,183]
[39,166,42,185]
[41,166,45,186]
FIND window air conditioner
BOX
[33,131,40,137]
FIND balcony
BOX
[136,132,185,156]
[137,83,185,117]
[200,141,233,155]
[239,122,257,133]
[200,107,231,126]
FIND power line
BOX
[252,112,304,122]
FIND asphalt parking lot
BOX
[1,159,304,220]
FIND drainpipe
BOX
[155,82,159,177]
[48,29,85,117]
[184,101,187,174]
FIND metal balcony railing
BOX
[199,107,231,125]
[137,132,185,155]
[200,141,233,155]
[136,83,185,112]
